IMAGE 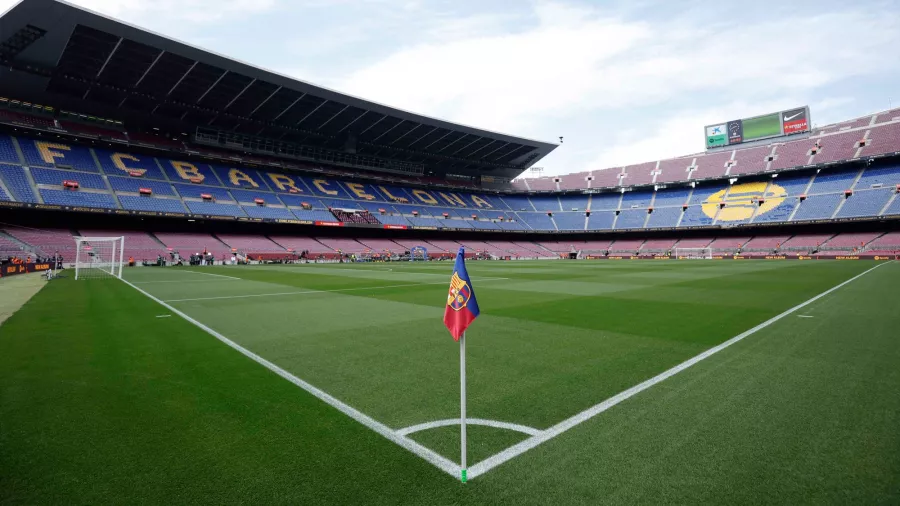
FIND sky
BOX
[2,0,899,177]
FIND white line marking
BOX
[156,315,172,318]
[797,315,814,318]
[465,262,889,480]
[119,277,460,478]
[135,279,239,284]
[397,419,541,437]
[163,277,510,303]
[182,270,241,280]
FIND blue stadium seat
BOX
[553,212,585,230]
[0,165,38,202]
[589,193,621,210]
[184,201,246,217]
[770,175,812,195]
[292,209,338,222]
[586,211,615,230]
[31,168,106,189]
[375,214,410,226]
[807,171,858,194]
[615,209,647,229]
[95,149,166,180]
[791,194,844,221]
[229,189,283,205]
[518,212,555,230]
[883,195,900,216]
[753,199,799,223]
[174,184,234,201]
[242,206,296,220]
[621,191,653,209]
[646,207,681,228]
[651,189,690,207]
[529,196,560,212]
[18,138,99,171]
[501,196,534,211]
[0,135,21,165]
[407,216,444,228]
[559,194,590,211]
[679,205,715,227]
[119,196,187,213]
[108,177,175,196]
[835,189,894,218]
[854,164,900,189]
[40,189,117,208]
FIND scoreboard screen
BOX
[705,107,810,149]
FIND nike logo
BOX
[784,112,803,121]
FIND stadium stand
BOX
[154,233,232,257]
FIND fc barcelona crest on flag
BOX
[447,272,472,311]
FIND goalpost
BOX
[74,236,125,280]
[675,247,713,259]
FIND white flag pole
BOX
[460,330,467,483]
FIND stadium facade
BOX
[1,0,899,267]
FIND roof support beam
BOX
[166,61,197,97]
[358,114,386,135]
[371,119,404,142]
[337,110,367,133]
[389,123,421,145]
[420,130,453,150]
[273,93,305,121]
[295,99,329,126]
[196,70,228,104]
[435,133,467,153]
[450,136,482,156]
[468,140,502,158]
[481,142,511,160]
[406,126,438,148]
[120,50,164,108]
[248,85,282,117]
[224,78,256,110]
[318,104,349,130]
[84,36,123,99]
[95,37,122,79]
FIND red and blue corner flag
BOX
[443,247,480,341]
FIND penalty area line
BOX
[466,261,889,480]
[118,277,461,478]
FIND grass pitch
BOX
[2,260,899,504]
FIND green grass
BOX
[2,260,899,504]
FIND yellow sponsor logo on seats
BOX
[701,182,786,221]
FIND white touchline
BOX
[465,261,889,480]
[162,277,510,303]
[119,277,461,479]
[397,419,541,437]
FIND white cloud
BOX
[331,1,900,176]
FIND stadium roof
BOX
[0,0,558,179]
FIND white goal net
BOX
[675,247,713,259]
[74,236,125,280]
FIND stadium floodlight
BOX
[675,247,713,260]
[74,236,125,280]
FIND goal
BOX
[675,247,712,259]
[74,236,125,280]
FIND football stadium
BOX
[1,0,899,504]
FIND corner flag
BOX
[443,247,480,340]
